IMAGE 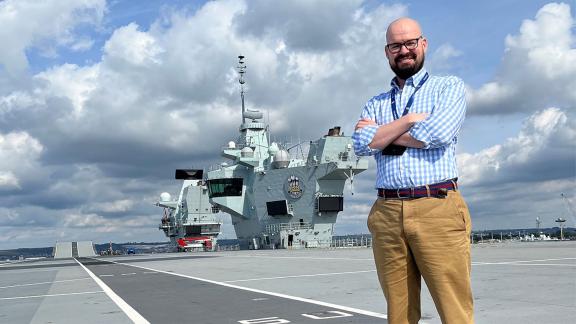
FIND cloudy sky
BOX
[0,0,574,249]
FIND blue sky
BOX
[0,0,574,248]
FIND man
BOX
[352,17,473,324]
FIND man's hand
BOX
[402,113,428,125]
[355,118,377,131]
[355,113,427,132]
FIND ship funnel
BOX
[327,126,341,136]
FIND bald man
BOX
[352,18,473,324]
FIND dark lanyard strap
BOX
[390,72,429,120]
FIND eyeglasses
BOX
[386,36,423,54]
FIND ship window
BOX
[267,200,288,216]
[318,196,344,212]
[207,178,243,198]
[185,225,202,236]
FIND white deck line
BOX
[224,270,376,283]
[475,263,576,267]
[223,254,375,261]
[97,258,389,320]
[75,258,150,324]
[472,257,576,265]
[0,291,103,301]
[0,267,63,273]
[0,277,91,289]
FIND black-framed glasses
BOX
[386,36,423,54]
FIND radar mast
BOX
[237,55,246,124]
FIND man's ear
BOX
[421,38,428,53]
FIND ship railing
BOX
[216,244,241,251]
[199,231,222,235]
[328,236,372,249]
[265,222,314,233]
[183,219,223,224]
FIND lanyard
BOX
[390,72,429,120]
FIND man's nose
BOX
[398,44,411,54]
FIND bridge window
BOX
[318,196,344,212]
[207,178,243,198]
[266,200,289,216]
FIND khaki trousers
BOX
[368,190,473,324]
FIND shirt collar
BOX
[390,67,428,90]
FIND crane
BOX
[560,193,575,221]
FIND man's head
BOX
[385,18,427,81]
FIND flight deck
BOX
[1,241,574,323]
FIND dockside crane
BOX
[560,193,575,222]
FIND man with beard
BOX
[352,18,473,324]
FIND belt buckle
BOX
[396,188,411,199]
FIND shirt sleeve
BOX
[352,100,381,156]
[409,77,467,149]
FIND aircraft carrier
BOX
[0,241,574,323]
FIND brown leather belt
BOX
[378,178,458,199]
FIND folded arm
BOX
[352,113,427,155]
[409,77,467,149]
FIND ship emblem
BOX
[286,175,304,199]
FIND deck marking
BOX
[99,274,114,277]
[473,257,576,266]
[223,254,374,261]
[120,272,137,276]
[0,277,91,289]
[224,270,376,283]
[302,310,354,319]
[75,258,150,324]
[475,263,576,267]
[0,268,60,273]
[94,257,388,320]
[0,290,103,300]
[238,317,290,324]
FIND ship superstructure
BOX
[157,169,221,251]
[205,56,369,249]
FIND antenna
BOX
[267,108,270,147]
[555,217,567,240]
[237,55,246,124]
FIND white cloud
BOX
[428,43,463,73]
[468,2,576,115]
[458,107,575,186]
[104,23,164,66]
[0,131,43,190]
[0,172,19,188]
[0,0,410,168]
[34,63,99,117]
[63,212,108,227]
[0,0,106,76]
[88,199,135,213]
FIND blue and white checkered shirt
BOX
[352,68,466,189]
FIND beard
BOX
[390,52,425,80]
